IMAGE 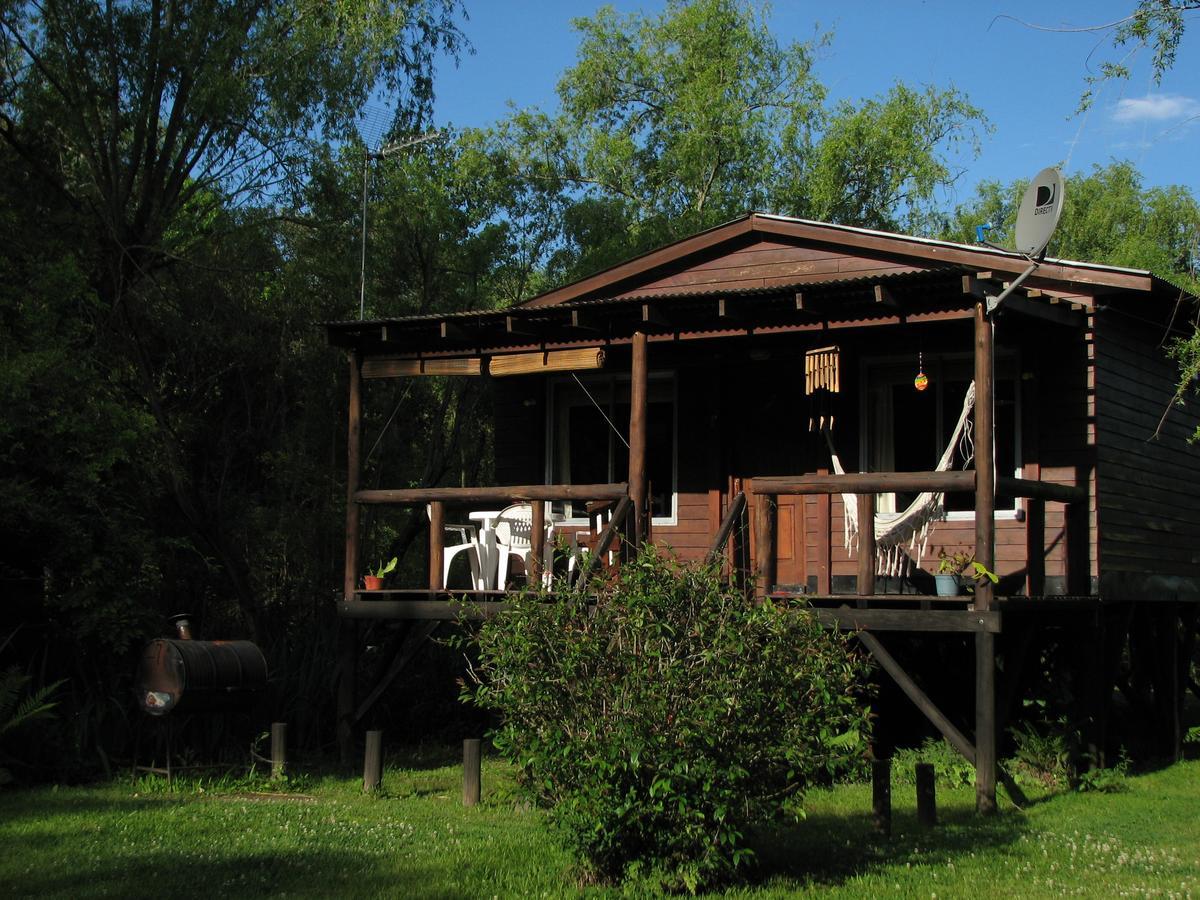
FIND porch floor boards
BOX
[337,589,1105,629]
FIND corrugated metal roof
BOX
[324,265,971,330]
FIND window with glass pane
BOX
[549,376,676,521]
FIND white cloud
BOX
[1112,94,1200,124]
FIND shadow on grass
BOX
[2,847,444,900]
[748,805,1030,890]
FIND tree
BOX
[999,2,1199,112]
[944,161,1200,282]
[486,0,989,285]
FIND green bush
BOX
[892,737,976,789]
[462,545,872,891]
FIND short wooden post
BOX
[916,763,937,826]
[463,738,481,807]
[755,493,777,597]
[857,493,876,596]
[530,500,546,584]
[872,758,892,837]
[363,730,383,793]
[270,722,287,779]
[429,500,445,591]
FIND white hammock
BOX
[828,381,976,577]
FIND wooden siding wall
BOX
[487,315,1102,593]
[1094,307,1200,600]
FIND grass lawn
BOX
[1,752,1197,898]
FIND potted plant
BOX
[363,557,397,591]
[935,549,974,596]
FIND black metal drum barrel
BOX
[137,639,268,716]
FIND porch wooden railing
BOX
[749,471,1087,597]
[351,482,628,591]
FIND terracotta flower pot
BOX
[363,575,384,591]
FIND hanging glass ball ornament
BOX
[914,371,929,391]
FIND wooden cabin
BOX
[325,212,1200,811]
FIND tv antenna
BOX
[986,166,1065,316]
[356,116,444,319]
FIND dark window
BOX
[863,356,1019,515]
[550,376,676,520]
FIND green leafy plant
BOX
[891,737,976,788]
[0,667,65,787]
[936,548,974,576]
[370,557,398,578]
[1075,750,1131,794]
[1009,718,1074,788]
[461,545,873,891]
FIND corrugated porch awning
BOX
[323,265,1018,357]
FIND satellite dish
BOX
[1013,167,1065,257]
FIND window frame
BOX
[544,371,679,527]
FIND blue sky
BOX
[429,1,1200,209]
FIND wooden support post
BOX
[1161,604,1182,761]
[344,352,363,601]
[976,631,998,815]
[1063,500,1088,596]
[463,738,481,807]
[872,758,892,837]
[916,763,937,827]
[530,501,546,584]
[363,730,383,793]
[337,624,357,766]
[756,494,777,596]
[428,500,445,591]
[1025,499,1045,596]
[857,493,876,596]
[974,300,997,815]
[629,331,649,546]
[339,352,363,766]
[816,469,831,594]
[270,722,287,780]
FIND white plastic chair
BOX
[493,503,556,590]
[427,506,484,589]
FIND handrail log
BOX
[750,472,1084,504]
[996,477,1085,504]
[751,472,974,495]
[355,482,628,505]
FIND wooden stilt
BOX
[915,763,937,827]
[337,623,357,766]
[872,758,892,837]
